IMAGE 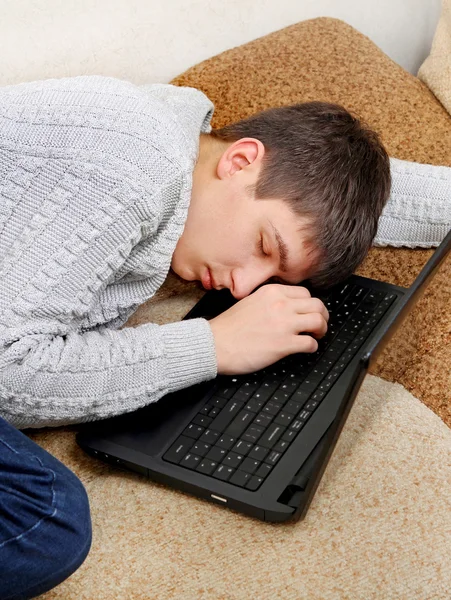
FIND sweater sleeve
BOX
[374,157,451,248]
[0,316,217,430]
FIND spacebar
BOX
[209,397,245,432]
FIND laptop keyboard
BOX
[163,282,397,492]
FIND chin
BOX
[171,263,195,282]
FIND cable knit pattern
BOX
[0,76,217,429]
[375,157,451,248]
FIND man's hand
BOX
[208,284,329,375]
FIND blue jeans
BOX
[0,416,92,600]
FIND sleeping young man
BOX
[0,76,450,600]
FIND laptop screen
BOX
[362,228,451,368]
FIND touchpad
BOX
[78,384,210,457]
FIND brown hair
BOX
[209,102,391,291]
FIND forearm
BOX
[374,157,451,248]
[0,318,217,429]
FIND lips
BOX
[201,268,213,290]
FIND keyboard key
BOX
[192,414,213,428]
[279,380,299,394]
[299,379,318,392]
[163,435,194,464]
[334,336,351,348]
[339,350,355,365]
[233,388,256,402]
[274,411,294,427]
[318,380,333,392]
[196,459,218,475]
[290,388,311,404]
[298,409,312,422]
[216,435,236,450]
[229,469,252,487]
[324,370,341,383]
[310,389,327,403]
[259,423,286,448]
[241,457,261,474]
[349,285,367,303]
[208,406,221,417]
[223,452,245,468]
[245,397,266,413]
[251,382,278,404]
[209,399,244,432]
[206,445,227,462]
[254,412,273,428]
[263,401,283,416]
[348,341,363,354]
[359,324,374,336]
[210,397,228,409]
[303,398,321,412]
[246,475,264,491]
[240,380,261,396]
[273,439,289,453]
[199,429,220,445]
[285,371,307,385]
[332,360,348,373]
[215,381,239,399]
[180,453,202,470]
[282,429,297,442]
[248,445,269,461]
[285,400,304,414]
[290,418,307,432]
[361,291,385,306]
[324,346,343,360]
[182,424,205,440]
[213,464,235,482]
[225,410,254,438]
[256,463,273,478]
[242,425,264,444]
[264,450,282,466]
[308,368,327,383]
[190,441,211,457]
[232,440,253,456]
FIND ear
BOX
[216,138,265,179]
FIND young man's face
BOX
[170,137,317,300]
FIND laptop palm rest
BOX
[79,383,211,457]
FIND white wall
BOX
[0,0,441,87]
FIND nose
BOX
[231,267,274,300]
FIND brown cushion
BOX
[167,17,451,423]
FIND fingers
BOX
[294,312,329,339]
[265,283,312,299]
[292,297,330,323]
[261,284,328,319]
[291,333,319,354]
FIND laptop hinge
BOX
[277,425,332,508]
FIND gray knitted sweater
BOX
[0,76,449,429]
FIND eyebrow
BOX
[269,221,289,274]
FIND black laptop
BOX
[77,228,451,523]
